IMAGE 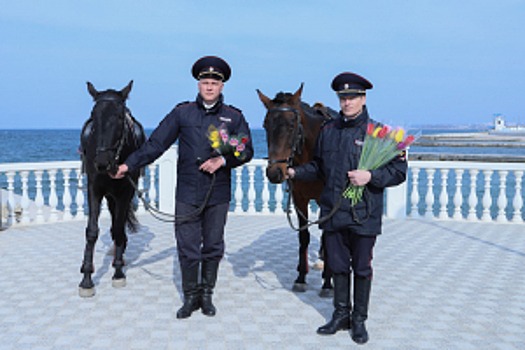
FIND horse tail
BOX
[126,205,140,233]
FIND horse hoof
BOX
[112,278,126,288]
[79,287,96,298]
[319,288,334,298]
[292,282,307,293]
[312,259,324,271]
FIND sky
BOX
[1,1,525,130]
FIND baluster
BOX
[438,169,449,219]
[467,169,479,221]
[247,165,256,214]
[62,168,74,221]
[34,170,45,223]
[234,167,243,213]
[48,169,59,222]
[496,170,508,222]
[136,176,146,214]
[148,164,157,209]
[512,170,523,223]
[261,170,270,214]
[424,168,435,219]
[409,167,420,217]
[481,170,493,221]
[452,169,464,220]
[274,183,284,214]
[19,170,31,224]
[6,171,16,226]
[76,171,86,220]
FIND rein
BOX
[126,173,216,223]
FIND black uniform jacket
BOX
[293,106,407,235]
[125,94,254,206]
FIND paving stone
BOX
[0,216,524,349]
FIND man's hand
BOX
[286,167,295,179]
[199,156,225,174]
[111,164,129,179]
[347,170,371,186]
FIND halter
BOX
[265,106,304,167]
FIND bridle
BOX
[92,95,129,165]
[265,106,304,167]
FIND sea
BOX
[0,128,524,164]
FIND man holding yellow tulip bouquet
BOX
[287,72,407,344]
[113,56,253,319]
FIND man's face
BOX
[198,78,224,104]
[339,95,366,119]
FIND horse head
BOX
[84,80,133,175]
[257,84,305,184]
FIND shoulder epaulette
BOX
[176,101,191,107]
[226,104,243,114]
[321,117,336,129]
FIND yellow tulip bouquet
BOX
[207,123,250,160]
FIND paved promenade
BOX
[1,214,524,349]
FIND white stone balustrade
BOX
[1,151,525,229]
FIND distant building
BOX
[491,114,525,135]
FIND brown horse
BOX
[257,84,336,296]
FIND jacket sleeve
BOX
[125,109,180,172]
[293,131,325,182]
[368,152,408,188]
[223,112,254,168]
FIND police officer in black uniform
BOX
[287,72,407,344]
[113,56,254,319]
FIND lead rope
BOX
[284,178,342,232]
[126,173,216,223]
[284,179,371,231]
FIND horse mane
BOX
[272,92,294,104]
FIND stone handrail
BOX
[1,149,524,228]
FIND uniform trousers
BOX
[175,202,229,269]
[324,229,377,278]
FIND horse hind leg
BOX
[318,232,334,298]
[79,227,99,297]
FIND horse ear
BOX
[256,89,273,109]
[87,82,98,99]
[120,80,133,100]
[291,83,304,104]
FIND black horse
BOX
[78,80,146,297]
[257,84,337,296]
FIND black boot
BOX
[176,265,200,319]
[351,277,372,344]
[317,273,351,335]
[201,260,219,316]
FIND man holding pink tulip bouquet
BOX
[287,72,408,344]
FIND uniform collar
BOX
[338,105,369,128]
[196,94,224,114]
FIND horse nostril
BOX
[266,167,284,184]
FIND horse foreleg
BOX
[111,242,127,287]
[79,190,101,297]
[109,197,129,288]
[292,215,310,293]
[79,226,99,297]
